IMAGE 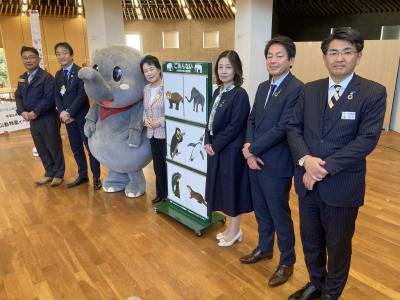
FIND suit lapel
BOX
[257,73,293,128]
[322,75,361,137]
[255,81,270,127]
[65,64,77,92]
[317,78,329,137]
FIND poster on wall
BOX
[0,101,30,133]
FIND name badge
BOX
[19,78,25,83]
[341,112,356,120]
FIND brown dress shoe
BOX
[239,247,273,264]
[35,177,53,185]
[268,264,293,287]
[50,177,63,187]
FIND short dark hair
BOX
[264,35,296,59]
[20,46,39,56]
[215,50,244,86]
[321,28,364,54]
[54,42,74,55]
[140,55,162,74]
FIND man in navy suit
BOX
[241,36,303,287]
[16,46,65,187]
[54,42,101,189]
[287,29,386,300]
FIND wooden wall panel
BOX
[124,19,235,69]
[42,17,65,75]
[0,16,89,88]
[292,40,400,129]
[0,17,26,88]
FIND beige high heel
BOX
[217,230,242,247]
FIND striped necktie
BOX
[328,85,341,109]
[27,72,34,84]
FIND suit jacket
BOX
[143,83,165,139]
[205,86,250,153]
[54,63,89,121]
[246,72,303,178]
[15,67,56,117]
[287,74,387,207]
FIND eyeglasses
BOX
[326,49,358,57]
[22,56,38,61]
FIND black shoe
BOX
[152,196,165,204]
[288,282,322,300]
[320,293,336,300]
[93,177,102,190]
[66,177,89,188]
[239,247,273,264]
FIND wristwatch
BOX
[298,155,308,167]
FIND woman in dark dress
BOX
[205,50,252,247]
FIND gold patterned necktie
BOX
[328,84,341,109]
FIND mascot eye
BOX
[92,64,99,71]
[113,66,123,82]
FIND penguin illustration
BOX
[187,134,205,161]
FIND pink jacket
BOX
[143,83,166,139]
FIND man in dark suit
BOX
[241,36,303,287]
[54,42,101,189]
[16,46,65,187]
[287,28,386,300]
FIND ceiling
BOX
[1,0,399,20]
[274,0,400,17]
[0,0,236,20]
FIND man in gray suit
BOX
[287,28,386,300]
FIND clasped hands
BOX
[144,118,161,129]
[60,111,75,124]
[242,143,264,170]
[302,155,328,191]
[21,111,37,121]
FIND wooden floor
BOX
[0,129,399,300]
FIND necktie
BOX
[328,85,341,109]
[264,84,276,109]
[27,73,33,84]
[64,69,69,81]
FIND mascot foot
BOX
[103,186,124,193]
[125,170,146,198]
[125,190,145,198]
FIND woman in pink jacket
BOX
[141,55,166,204]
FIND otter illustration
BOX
[166,91,183,110]
[185,87,205,112]
[187,134,205,161]
[170,127,185,159]
[187,185,207,206]
[171,172,182,198]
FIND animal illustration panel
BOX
[183,75,207,125]
[166,162,208,219]
[163,72,184,119]
[184,123,207,173]
[165,120,187,165]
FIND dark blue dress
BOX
[205,86,253,217]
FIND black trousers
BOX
[150,137,167,199]
[30,114,65,178]
[299,189,358,299]
[66,117,100,179]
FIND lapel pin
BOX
[273,90,281,97]
[347,91,356,100]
